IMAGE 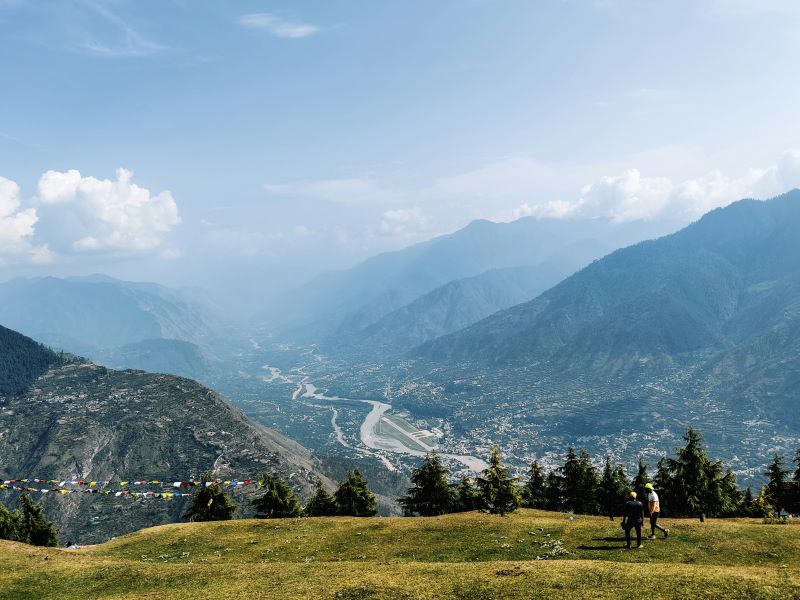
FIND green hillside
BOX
[1,510,798,599]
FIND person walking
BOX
[645,483,669,539]
[622,491,645,549]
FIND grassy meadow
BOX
[1,509,798,599]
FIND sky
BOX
[3,0,800,299]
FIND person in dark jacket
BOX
[622,491,645,549]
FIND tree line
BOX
[4,427,798,547]
[188,427,800,523]
[183,469,378,522]
[399,428,800,521]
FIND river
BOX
[299,383,487,472]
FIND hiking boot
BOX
[664,529,669,539]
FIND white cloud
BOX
[37,168,180,253]
[239,13,321,38]
[379,207,428,238]
[578,169,674,222]
[511,199,578,220]
[0,175,52,263]
[555,149,800,223]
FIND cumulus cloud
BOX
[0,176,52,264]
[37,168,180,252]
[499,150,800,224]
[238,13,321,38]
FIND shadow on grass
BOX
[576,536,628,551]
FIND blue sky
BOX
[2,0,800,292]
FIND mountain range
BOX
[261,216,679,352]
[363,190,800,475]
[0,275,242,379]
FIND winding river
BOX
[299,383,487,472]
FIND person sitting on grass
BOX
[645,483,669,539]
[622,491,645,549]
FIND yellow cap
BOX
[629,491,637,499]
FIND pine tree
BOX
[334,470,377,517]
[453,477,479,512]
[304,478,337,517]
[631,457,652,506]
[18,493,58,547]
[183,475,237,522]
[561,448,580,512]
[741,487,757,517]
[543,471,564,512]
[765,453,789,515]
[666,428,724,521]
[598,456,628,520]
[792,449,800,514]
[654,458,675,515]
[521,460,547,509]
[718,468,742,517]
[0,501,22,542]
[577,449,600,514]
[561,448,600,515]
[252,473,302,518]
[399,452,454,516]
[476,446,519,515]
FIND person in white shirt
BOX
[645,483,669,539]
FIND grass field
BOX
[1,510,799,599]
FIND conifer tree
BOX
[718,468,742,517]
[183,474,237,522]
[543,471,564,512]
[476,446,519,515]
[453,477,479,512]
[765,453,789,516]
[252,473,302,518]
[521,460,547,509]
[304,478,337,517]
[741,487,757,517]
[598,456,628,520]
[0,501,22,542]
[334,470,377,517]
[631,457,652,506]
[560,448,600,514]
[19,493,58,547]
[654,457,675,515]
[792,449,800,514]
[666,427,724,521]
[561,448,580,511]
[577,449,600,514]
[399,452,454,516]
